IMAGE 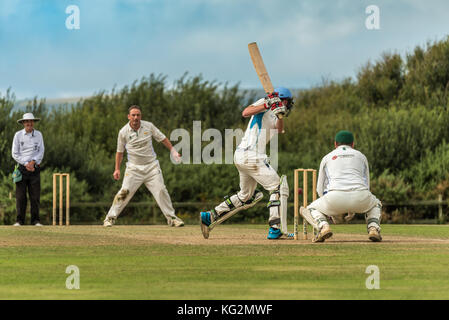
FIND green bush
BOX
[370,170,412,204]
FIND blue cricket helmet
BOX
[274,87,292,99]
[274,87,294,117]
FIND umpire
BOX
[12,113,45,226]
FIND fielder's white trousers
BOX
[214,151,280,224]
[308,190,382,230]
[106,161,177,221]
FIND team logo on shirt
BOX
[332,155,338,160]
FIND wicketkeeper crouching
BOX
[300,130,383,242]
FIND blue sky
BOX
[1,0,449,99]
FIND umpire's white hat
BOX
[17,113,40,124]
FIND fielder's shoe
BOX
[368,227,382,242]
[13,222,21,226]
[312,224,333,243]
[34,222,43,226]
[267,227,282,240]
[168,217,185,227]
[103,217,115,227]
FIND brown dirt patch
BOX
[1,225,448,247]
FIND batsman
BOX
[200,87,294,239]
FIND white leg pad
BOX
[279,175,289,234]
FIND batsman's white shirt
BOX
[317,145,370,197]
[117,120,166,165]
[236,98,278,162]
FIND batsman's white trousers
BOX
[308,190,382,230]
[215,151,280,224]
[106,161,177,220]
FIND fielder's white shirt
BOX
[236,98,278,160]
[12,129,45,166]
[117,120,166,165]
[317,145,370,197]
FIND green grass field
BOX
[0,224,448,300]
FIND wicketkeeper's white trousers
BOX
[308,190,382,230]
[106,161,177,221]
[214,151,280,224]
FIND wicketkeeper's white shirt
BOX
[317,145,370,197]
[117,120,166,165]
[236,98,278,160]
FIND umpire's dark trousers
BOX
[15,165,41,225]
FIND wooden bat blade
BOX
[248,42,274,94]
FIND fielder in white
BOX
[103,105,184,227]
[300,130,383,242]
[200,87,294,239]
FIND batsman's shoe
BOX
[200,211,214,239]
[312,224,333,243]
[168,217,185,227]
[103,217,115,227]
[368,227,382,242]
[267,227,282,240]
[284,232,295,239]
[201,211,213,227]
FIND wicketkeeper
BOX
[200,87,294,239]
[300,130,383,242]
[103,105,184,227]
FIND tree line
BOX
[2,36,449,224]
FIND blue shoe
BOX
[267,227,282,240]
[200,211,212,227]
[200,211,213,239]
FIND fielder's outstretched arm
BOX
[113,152,124,180]
[161,138,181,163]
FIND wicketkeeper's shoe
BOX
[368,227,382,242]
[168,217,185,227]
[13,222,21,226]
[267,227,282,240]
[312,224,333,243]
[103,217,115,227]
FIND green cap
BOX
[335,130,354,144]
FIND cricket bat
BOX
[248,42,283,119]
